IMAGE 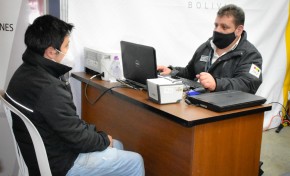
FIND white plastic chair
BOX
[0,90,52,176]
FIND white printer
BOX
[147,77,183,104]
[84,47,122,81]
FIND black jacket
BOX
[174,31,262,94]
[6,49,110,175]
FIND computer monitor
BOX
[120,41,158,89]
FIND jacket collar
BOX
[22,49,72,78]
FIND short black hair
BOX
[217,4,245,27]
[24,15,74,56]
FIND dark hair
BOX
[217,4,245,27]
[24,15,74,56]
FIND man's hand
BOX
[157,65,172,75]
[196,72,216,91]
[108,135,113,147]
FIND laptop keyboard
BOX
[172,76,202,89]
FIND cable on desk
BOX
[84,74,135,105]
[85,74,102,104]
[85,85,126,105]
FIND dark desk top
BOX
[72,72,272,127]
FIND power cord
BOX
[268,102,290,133]
[84,73,136,105]
[84,73,103,104]
[85,85,126,105]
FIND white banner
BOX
[67,0,290,129]
[0,0,24,175]
[0,0,45,174]
[0,0,22,89]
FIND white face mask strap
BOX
[55,49,66,55]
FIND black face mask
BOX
[212,31,236,49]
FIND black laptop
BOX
[120,41,158,89]
[187,90,266,112]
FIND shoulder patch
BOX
[249,64,261,78]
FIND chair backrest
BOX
[0,90,52,176]
[0,94,29,176]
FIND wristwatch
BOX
[168,65,174,70]
[167,65,179,76]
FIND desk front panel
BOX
[192,112,264,176]
[81,83,263,176]
[82,84,194,176]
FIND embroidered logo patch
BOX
[249,64,261,78]
[200,55,209,62]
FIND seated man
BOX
[158,4,262,94]
[6,15,144,176]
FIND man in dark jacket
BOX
[6,15,144,176]
[157,4,262,94]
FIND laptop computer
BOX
[187,90,266,112]
[120,41,158,89]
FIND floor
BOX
[260,126,290,176]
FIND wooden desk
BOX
[72,72,271,176]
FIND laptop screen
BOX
[120,41,158,88]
